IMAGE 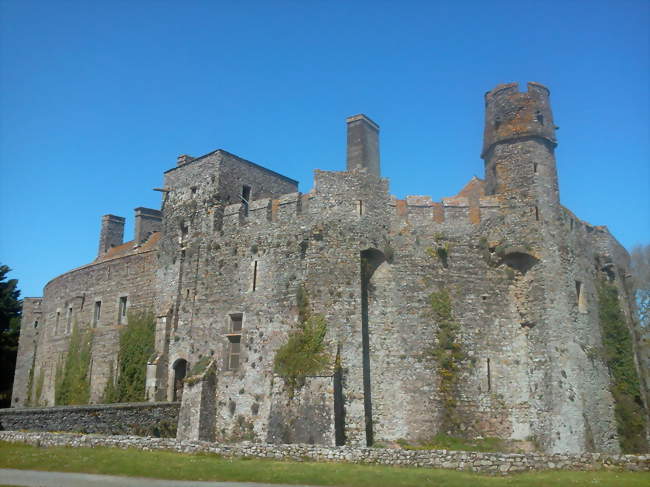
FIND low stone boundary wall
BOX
[0,431,648,474]
[0,403,179,437]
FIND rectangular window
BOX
[358,200,364,216]
[228,336,241,370]
[66,307,73,333]
[230,313,243,333]
[55,311,61,335]
[118,296,128,324]
[93,301,102,326]
[241,185,251,216]
[252,261,258,292]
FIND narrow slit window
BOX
[34,321,39,329]
[241,185,251,216]
[118,296,128,324]
[55,311,61,335]
[252,261,258,291]
[534,206,539,221]
[533,162,538,174]
[487,358,492,392]
[358,200,363,216]
[93,301,102,327]
[66,307,73,333]
[575,281,587,313]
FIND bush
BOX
[55,323,92,405]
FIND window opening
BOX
[535,110,544,125]
[66,307,73,333]
[241,185,251,217]
[34,321,38,329]
[227,313,243,371]
[487,358,492,392]
[172,359,187,401]
[534,206,539,221]
[55,311,61,334]
[252,261,258,291]
[118,296,127,324]
[533,162,538,174]
[93,301,102,327]
[575,281,587,313]
[358,200,363,216]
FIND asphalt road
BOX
[0,469,319,487]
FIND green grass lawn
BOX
[0,441,647,487]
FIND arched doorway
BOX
[172,359,188,402]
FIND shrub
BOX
[55,323,92,405]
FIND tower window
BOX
[93,301,102,327]
[55,311,61,335]
[535,110,544,125]
[487,358,492,392]
[241,185,251,216]
[533,162,538,174]
[252,261,258,292]
[534,206,539,221]
[227,313,243,371]
[118,296,128,324]
[575,281,587,313]
[66,306,73,333]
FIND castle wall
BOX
[11,298,42,407]
[19,244,158,407]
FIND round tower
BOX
[481,82,560,211]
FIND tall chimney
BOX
[98,214,125,256]
[346,114,380,177]
[134,207,162,244]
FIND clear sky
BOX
[1,0,648,298]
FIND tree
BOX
[630,244,650,329]
[0,264,22,407]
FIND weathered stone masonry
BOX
[9,83,648,455]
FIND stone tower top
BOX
[481,82,557,158]
[346,114,380,177]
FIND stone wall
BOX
[0,403,179,437]
[0,431,647,474]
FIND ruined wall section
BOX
[22,245,158,407]
[11,298,43,407]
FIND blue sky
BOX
[1,0,648,298]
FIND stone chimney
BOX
[346,114,380,177]
[134,207,162,245]
[177,154,194,166]
[98,214,125,256]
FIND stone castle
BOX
[11,82,648,453]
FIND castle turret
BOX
[481,82,560,213]
[346,114,380,177]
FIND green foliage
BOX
[397,434,507,453]
[0,264,21,407]
[428,289,464,432]
[188,356,212,377]
[597,280,648,453]
[274,286,329,394]
[104,311,155,403]
[55,323,92,405]
[427,243,451,267]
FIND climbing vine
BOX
[274,285,329,395]
[429,288,464,433]
[597,280,648,453]
[103,311,155,403]
[55,323,92,405]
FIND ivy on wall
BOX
[597,280,648,453]
[55,323,92,405]
[103,311,155,403]
[274,285,329,395]
[428,288,464,433]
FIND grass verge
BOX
[0,441,647,487]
